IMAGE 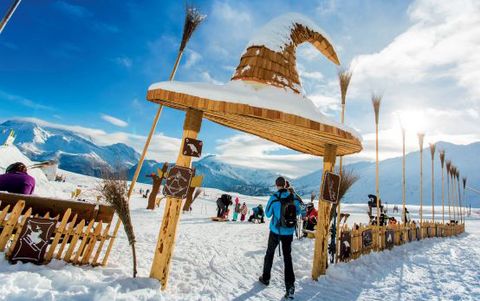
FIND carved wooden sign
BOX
[385,229,395,249]
[362,229,373,248]
[10,217,56,264]
[339,231,351,261]
[321,172,341,204]
[162,166,194,199]
[182,138,203,157]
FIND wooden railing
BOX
[337,221,465,263]
[0,192,117,266]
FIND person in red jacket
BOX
[304,202,317,231]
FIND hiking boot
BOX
[258,276,269,286]
[284,286,295,299]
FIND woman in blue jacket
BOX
[259,176,305,299]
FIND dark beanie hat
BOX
[275,176,286,187]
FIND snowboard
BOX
[210,217,228,222]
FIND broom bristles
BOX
[462,177,467,188]
[439,150,445,168]
[429,143,436,159]
[446,160,451,173]
[179,5,206,52]
[192,188,202,202]
[371,93,382,124]
[417,133,425,150]
[338,67,353,105]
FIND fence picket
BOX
[63,219,85,262]
[45,209,72,262]
[0,201,25,251]
[56,214,78,260]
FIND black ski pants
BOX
[262,231,295,289]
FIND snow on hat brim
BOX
[147,80,362,156]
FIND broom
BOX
[127,5,206,199]
[99,171,137,278]
[102,6,206,269]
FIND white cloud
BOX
[184,50,201,69]
[0,90,53,111]
[201,71,222,85]
[215,134,323,178]
[114,56,132,68]
[341,0,480,161]
[101,114,128,127]
[12,117,181,162]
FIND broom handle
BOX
[0,0,22,34]
[127,50,184,200]
[104,51,184,266]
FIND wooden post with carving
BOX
[312,144,337,279]
[149,109,203,289]
[147,162,169,210]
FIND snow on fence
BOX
[337,222,465,263]
[0,192,116,266]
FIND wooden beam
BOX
[150,109,203,289]
[312,144,337,280]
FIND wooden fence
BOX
[337,221,465,262]
[0,192,117,266]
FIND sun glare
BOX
[396,110,427,134]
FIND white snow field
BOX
[0,145,479,300]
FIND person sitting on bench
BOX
[0,162,35,195]
[249,204,265,223]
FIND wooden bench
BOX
[0,192,117,266]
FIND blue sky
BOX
[1,0,479,177]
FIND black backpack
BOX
[275,190,297,228]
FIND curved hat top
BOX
[232,13,339,94]
[147,13,362,156]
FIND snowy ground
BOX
[1,145,479,300]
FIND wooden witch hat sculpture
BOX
[147,13,363,289]
[147,13,362,156]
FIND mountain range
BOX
[1,119,478,206]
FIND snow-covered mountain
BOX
[2,119,479,203]
[0,120,139,177]
[128,154,279,195]
[293,141,480,207]
[1,120,280,195]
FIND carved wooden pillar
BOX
[312,144,337,279]
[149,109,203,289]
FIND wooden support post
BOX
[150,109,203,289]
[312,144,337,280]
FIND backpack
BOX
[275,191,297,228]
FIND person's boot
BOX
[258,276,269,286]
[284,286,295,299]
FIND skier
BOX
[303,202,318,232]
[221,194,233,218]
[0,162,35,195]
[240,202,248,221]
[248,204,265,223]
[259,176,305,299]
[216,197,225,218]
[232,197,241,221]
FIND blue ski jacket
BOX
[265,189,305,236]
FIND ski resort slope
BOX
[0,192,478,301]
[0,145,479,300]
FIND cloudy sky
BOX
[1,0,479,177]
